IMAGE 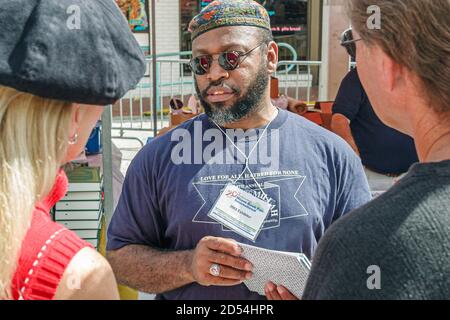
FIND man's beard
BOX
[195,64,269,126]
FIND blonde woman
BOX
[0,0,145,299]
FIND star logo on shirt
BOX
[192,172,308,231]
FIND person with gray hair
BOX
[266,0,450,300]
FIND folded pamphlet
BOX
[238,242,311,299]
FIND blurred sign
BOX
[116,0,149,33]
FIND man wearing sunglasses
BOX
[107,0,370,300]
[268,0,450,300]
[331,28,419,195]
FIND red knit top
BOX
[11,170,93,300]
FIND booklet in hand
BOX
[238,242,311,299]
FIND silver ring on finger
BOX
[209,263,221,277]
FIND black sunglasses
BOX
[340,28,362,59]
[189,42,266,75]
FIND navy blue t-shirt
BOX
[107,109,371,300]
[333,69,418,174]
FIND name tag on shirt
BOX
[208,183,271,242]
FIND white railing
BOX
[275,60,322,103]
[112,58,324,145]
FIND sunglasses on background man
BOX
[341,28,362,60]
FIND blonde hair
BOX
[347,0,450,113]
[0,86,73,298]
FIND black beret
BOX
[0,0,146,105]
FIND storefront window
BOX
[263,0,308,61]
[180,0,201,53]
[180,0,309,61]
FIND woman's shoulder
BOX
[54,247,119,300]
[12,210,93,300]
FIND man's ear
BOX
[379,47,405,95]
[379,46,422,116]
[266,41,278,74]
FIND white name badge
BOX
[208,183,271,242]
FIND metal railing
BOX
[112,54,323,145]
[275,60,322,103]
[111,56,193,145]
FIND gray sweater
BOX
[303,160,450,300]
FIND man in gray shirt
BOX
[266,0,450,300]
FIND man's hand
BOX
[189,236,253,287]
[264,281,299,300]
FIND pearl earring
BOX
[68,133,78,145]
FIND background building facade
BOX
[122,0,350,101]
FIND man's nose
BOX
[207,59,230,82]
